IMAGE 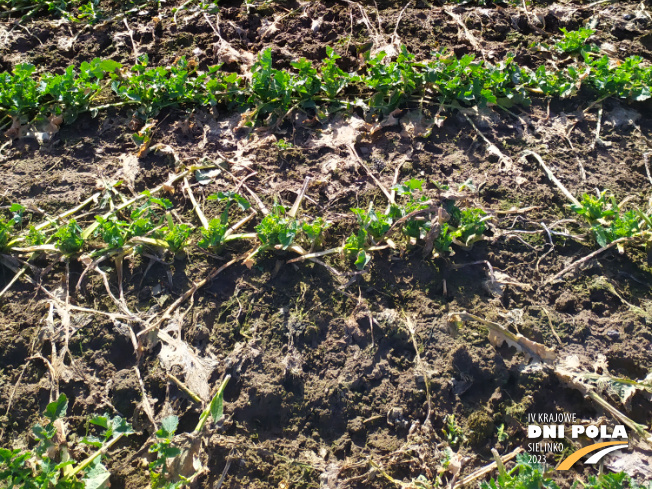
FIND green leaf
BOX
[90,415,109,430]
[32,423,56,441]
[392,178,425,196]
[354,250,371,270]
[157,415,179,439]
[111,415,135,437]
[54,220,84,254]
[44,394,68,422]
[81,436,103,448]
[82,457,111,489]
[208,376,230,423]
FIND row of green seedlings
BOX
[0,180,489,270]
[0,379,229,489]
[0,0,170,24]
[2,27,651,133]
[571,190,652,250]
[4,390,647,489]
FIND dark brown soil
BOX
[1,0,652,488]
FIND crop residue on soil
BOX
[1,0,652,488]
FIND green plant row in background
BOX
[0,0,169,24]
[0,179,491,271]
[2,29,651,130]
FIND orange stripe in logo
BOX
[556,441,627,471]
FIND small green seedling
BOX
[149,416,183,489]
[571,190,651,247]
[570,191,617,223]
[9,203,25,226]
[208,191,250,226]
[159,223,193,254]
[345,203,394,270]
[95,216,129,249]
[149,376,230,488]
[26,225,46,246]
[274,138,293,151]
[344,229,371,270]
[302,217,329,246]
[0,219,14,252]
[388,178,430,239]
[351,206,392,240]
[496,424,508,442]
[255,202,298,250]
[54,219,84,254]
[454,208,489,247]
[480,453,558,489]
[443,414,465,449]
[555,27,595,55]
[198,219,229,251]
[199,191,250,251]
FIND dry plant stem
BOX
[451,311,555,363]
[348,144,392,202]
[203,11,220,37]
[286,247,342,263]
[591,105,604,150]
[389,0,411,48]
[168,373,202,403]
[576,157,587,181]
[0,360,31,440]
[368,459,403,486]
[462,113,512,169]
[214,449,236,489]
[286,244,343,276]
[451,260,496,283]
[93,263,131,316]
[405,316,432,425]
[545,235,638,284]
[123,18,139,60]
[183,177,208,229]
[536,222,555,273]
[0,256,138,322]
[115,254,126,304]
[134,366,156,426]
[541,307,563,345]
[0,264,27,299]
[243,185,269,216]
[29,354,58,396]
[644,152,652,186]
[452,448,524,489]
[386,160,406,214]
[521,150,580,207]
[494,205,541,215]
[289,176,311,219]
[557,370,652,445]
[137,255,241,338]
[445,8,483,55]
[224,211,256,239]
[32,193,100,233]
